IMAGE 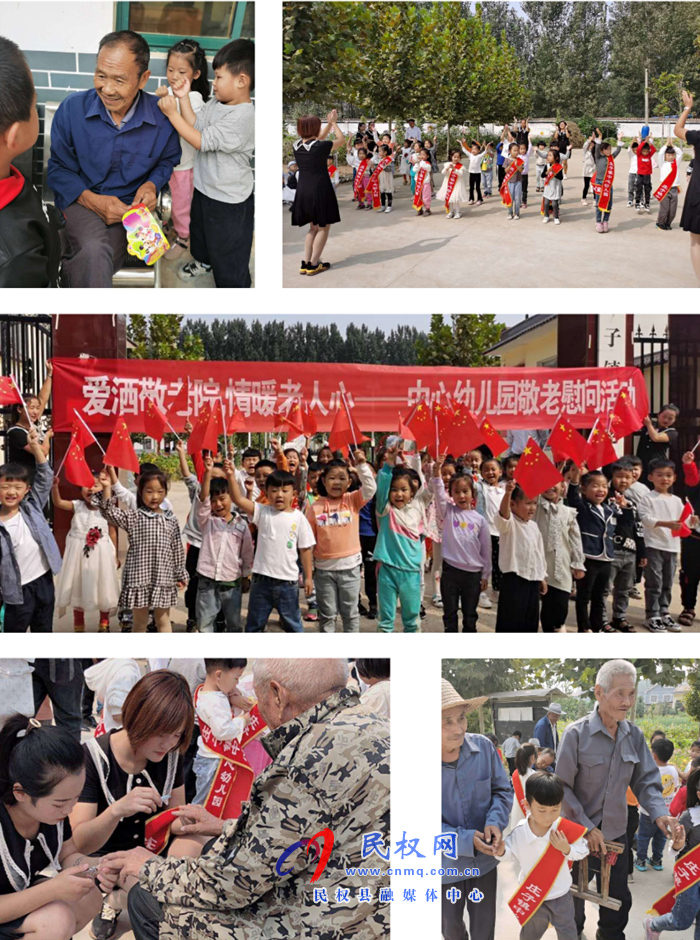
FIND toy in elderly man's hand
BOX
[122,204,169,265]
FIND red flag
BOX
[0,376,22,407]
[547,416,589,467]
[398,413,416,442]
[187,402,212,453]
[585,418,618,470]
[144,398,168,442]
[610,388,644,441]
[196,400,224,453]
[513,437,563,498]
[227,402,250,435]
[408,400,434,452]
[441,402,484,455]
[63,431,96,488]
[301,403,318,437]
[275,399,305,437]
[69,405,99,450]
[166,379,190,426]
[674,500,695,538]
[103,414,140,473]
[328,399,369,452]
[479,417,509,457]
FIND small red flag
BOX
[674,500,696,538]
[103,414,140,473]
[479,417,509,457]
[514,437,563,498]
[398,413,416,442]
[275,399,305,437]
[144,398,168,442]
[407,400,434,452]
[547,416,589,467]
[585,418,618,470]
[166,380,190,428]
[69,405,99,451]
[328,399,368,452]
[301,402,318,437]
[187,402,213,453]
[196,400,224,453]
[64,431,96,488]
[441,402,484,456]
[0,376,22,407]
[227,402,250,435]
[610,388,644,441]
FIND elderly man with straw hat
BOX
[441,678,512,940]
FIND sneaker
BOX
[644,205,651,212]
[651,859,663,871]
[602,221,609,233]
[478,592,493,610]
[299,260,309,275]
[307,261,331,277]
[420,605,426,620]
[629,586,642,599]
[384,206,392,213]
[661,614,682,632]
[468,200,474,205]
[513,214,520,220]
[417,208,424,216]
[635,859,648,872]
[186,618,197,633]
[367,606,377,619]
[554,218,561,225]
[432,593,443,609]
[425,209,431,216]
[563,173,568,180]
[596,222,604,233]
[522,202,527,209]
[356,203,365,210]
[642,914,660,940]
[635,205,641,212]
[358,602,370,616]
[508,214,514,220]
[581,199,588,206]
[163,237,189,261]
[454,212,461,219]
[177,260,212,281]
[446,211,454,219]
[627,200,633,207]
[90,902,121,940]
[542,216,549,224]
[98,621,110,634]
[646,617,667,633]
[475,200,483,206]
[302,610,318,622]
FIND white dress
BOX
[436,162,468,204]
[55,500,119,615]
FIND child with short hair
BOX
[518,139,534,208]
[414,148,433,216]
[638,458,699,632]
[347,145,372,209]
[679,451,700,627]
[376,144,396,213]
[0,37,62,287]
[504,454,520,480]
[433,459,491,632]
[535,140,549,194]
[481,142,494,197]
[535,481,586,633]
[496,771,589,940]
[474,457,506,600]
[282,160,298,208]
[636,737,679,873]
[627,140,639,207]
[581,131,597,205]
[635,136,656,212]
[409,141,422,195]
[426,457,456,607]
[237,447,262,499]
[227,464,315,632]
[436,149,467,219]
[495,480,547,632]
[460,137,486,205]
[0,429,61,632]
[605,461,647,632]
[159,38,255,287]
[593,134,625,233]
[655,136,684,231]
[374,445,432,633]
[541,150,564,225]
[327,156,339,190]
[502,142,524,220]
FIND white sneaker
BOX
[646,617,667,633]
[178,260,212,281]
[542,216,549,224]
[627,201,633,207]
[385,206,392,213]
[432,593,443,609]
[478,592,493,609]
[644,205,651,213]
[554,218,561,225]
[662,614,682,632]
[454,212,461,219]
[643,914,660,940]
[446,211,454,219]
[563,173,568,180]
[514,214,520,220]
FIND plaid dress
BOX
[99,497,187,609]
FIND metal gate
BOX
[0,314,52,462]
[632,323,669,457]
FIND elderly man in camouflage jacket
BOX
[100,659,390,940]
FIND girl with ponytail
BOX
[0,715,118,939]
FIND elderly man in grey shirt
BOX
[556,659,681,940]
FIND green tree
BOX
[651,71,684,136]
[686,666,700,735]
[127,316,203,360]
[416,314,505,367]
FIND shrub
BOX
[138,452,193,482]
[575,116,619,146]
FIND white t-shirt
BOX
[638,490,685,554]
[482,483,506,537]
[501,818,589,900]
[196,689,245,760]
[0,512,50,585]
[167,88,205,172]
[494,512,547,582]
[252,504,315,580]
[640,763,680,815]
[236,469,260,502]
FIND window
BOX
[650,695,658,703]
[116,2,254,52]
[663,694,673,703]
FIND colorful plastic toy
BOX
[121,204,169,265]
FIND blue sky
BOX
[184,314,523,333]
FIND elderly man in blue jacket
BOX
[441,680,511,940]
[532,702,565,767]
[47,30,181,287]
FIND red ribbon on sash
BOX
[413,166,428,210]
[500,158,524,206]
[144,807,179,856]
[593,156,615,214]
[653,160,678,202]
[368,156,394,210]
[444,163,463,211]
[539,163,563,214]
[508,817,588,927]
[648,841,700,918]
[353,159,370,201]
[94,718,106,738]
[512,770,529,817]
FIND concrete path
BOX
[283,150,697,287]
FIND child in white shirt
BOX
[636,736,680,871]
[654,137,684,231]
[460,137,486,205]
[495,480,547,632]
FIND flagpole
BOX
[219,398,228,456]
[164,416,182,442]
[692,439,700,455]
[546,411,564,450]
[340,391,359,450]
[55,436,74,478]
[435,415,439,457]
[73,408,105,454]
[11,375,35,430]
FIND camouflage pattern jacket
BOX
[139,687,390,940]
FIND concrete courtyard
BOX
[283,149,697,288]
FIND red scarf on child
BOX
[413,165,429,210]
[593,156,614,214]
[540,163,563,214]
[368,156,394,209]
[444,163,463,211]
[500,158,524,206]
[653,160,678,202]
[353,160,370,200]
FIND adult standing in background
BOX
[676,91,700,283]
[636,405,680,484]
[405,118,422,142]
[532,703,565,765]
[502,730,522,774]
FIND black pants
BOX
[441,561,481,632]
[442,868,497,940]
[573,832,631,940]
[3,570,54,633]
[681,536,700,610]
[495,572,540,632]
[540,584,570,631]
[469,172,482,202]
[31,659,84,740]
[626,804,639,875]
[506,757,515,774]
[380,191,393,207]
[521,174,529,203]
[185,544,200,621]
[80,658,95,722]
[490,536,502,591]
[575,559,612,631]
[497,165,505,189]
[543,197,560,219]
[360,534,377,608]
[582,176,592,199]
[190,188,254,288]
[635,174,651,207]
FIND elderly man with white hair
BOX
[99,658,390,940]
[556,659,681,940]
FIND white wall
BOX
[0,2,114,51]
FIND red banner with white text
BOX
[51,359,649,433]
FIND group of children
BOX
[0,33,254,288]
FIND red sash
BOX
[368,156,393,209]
[540,163,563,214]
[413,166,428,210]
[500,158,524,206]
[327,165,337,178]
[593,156,615,214]
[654,160,678,202]
[94,717,106,738]
[509,817,588,926]
[512,770,529,816]
[444,163,463,210]
[648,841,700,917]
[353,159,370,200]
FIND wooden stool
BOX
[570,840,625,910]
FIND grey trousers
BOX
[314,564,361,633]
[442,868,497,940]
[645,546,678,618]
[62,202,128,287]
[657,188,679,227]
[609,552,636,620]
[520,893,578,940]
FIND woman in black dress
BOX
[291,110,345,276]
[5,361,53,470]
[675,90,700,284]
